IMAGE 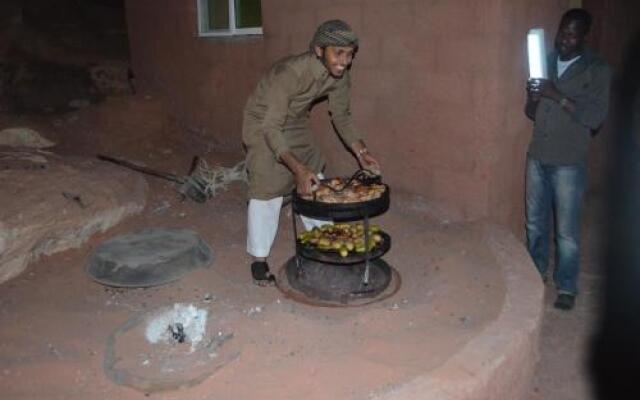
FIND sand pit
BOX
[0,93,543,400]
[0,176,543,399]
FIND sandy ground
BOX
[0,2,614,396]
[0,93,608,400]
[0,175,506,400]
[0,95,510,399]
[529,270,601,400]
[528,195,605,400]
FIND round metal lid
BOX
[86,228,214,287]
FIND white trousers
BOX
[247,197,328,258]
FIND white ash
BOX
[145,304,208,351]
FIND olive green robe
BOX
[242,52,361,199]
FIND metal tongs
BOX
[312,169,382,200]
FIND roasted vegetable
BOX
[297,222,384,257]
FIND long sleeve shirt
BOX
[243,52,361,158]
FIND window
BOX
[197,0,263,36]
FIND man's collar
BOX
[550,46,596,65]
[548,47,596,82]
[557,54,582,64]
[308,52,330,80]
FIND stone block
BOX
[0,127,55,148]
[0,151,147,284]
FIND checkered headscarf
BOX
[309,20,359,51]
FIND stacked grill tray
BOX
[292,183,390,222]
[287,180,392,301]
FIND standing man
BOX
[242,20,380,285]
[525,9,611,310]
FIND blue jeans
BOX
[525,156,586,295]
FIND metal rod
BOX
[291,193,301,270]
[97,154,184,184]
[363,214,370,285]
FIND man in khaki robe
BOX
[243,19,380,284]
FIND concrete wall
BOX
[124,0,266,150]
[125,0,570,233]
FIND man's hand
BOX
[526,79,542,102]
[526,78,575,113]
[351,140,381,175]
[358,151,381,175]
[528,79,563,102]
[526,82,541,103]
[294,166,320,196]
[528,92,542,102]
[538,80,563,101]
[279,151,320,196]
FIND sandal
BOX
[251,261,276,287]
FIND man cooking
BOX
[242,19,380,285]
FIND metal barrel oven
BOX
[281,177,397,306]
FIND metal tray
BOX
[292,183,390,221]
[296,232,391,265]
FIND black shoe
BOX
[554,293,575,310]
[251,261,276,286]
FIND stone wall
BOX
[124,0,570,233]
